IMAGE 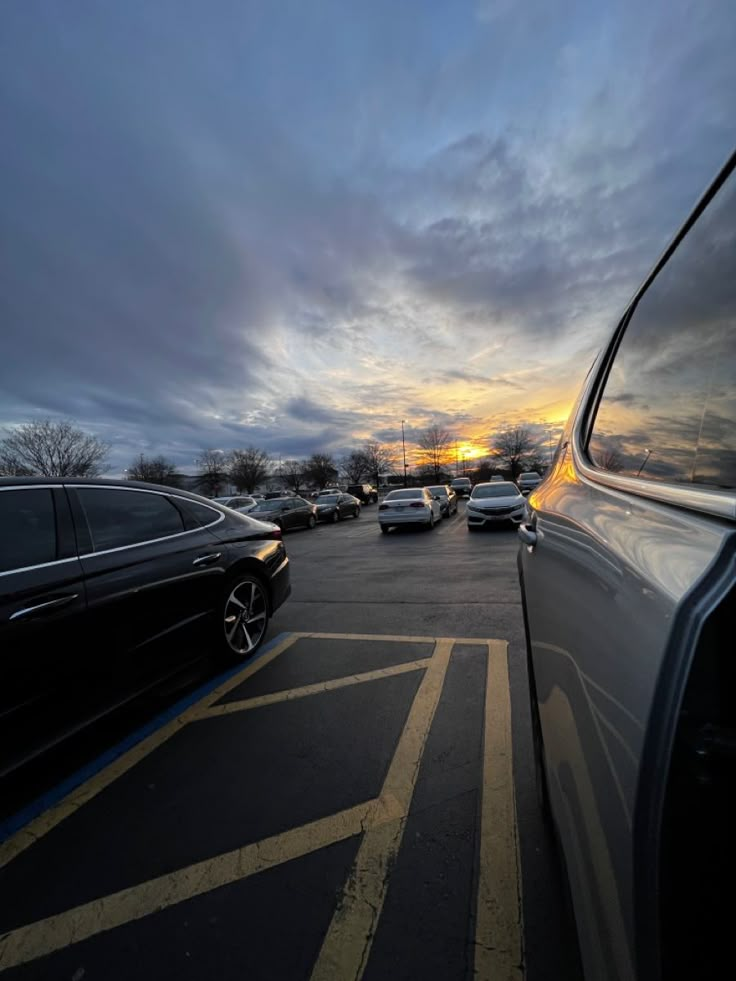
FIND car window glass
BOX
[0,488,57,573]
[588,172,736,489]
[178,499,221,528]
[77,488,185,551]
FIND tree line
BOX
[0,419,553,489]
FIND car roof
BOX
[0,475,215,504]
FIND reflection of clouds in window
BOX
[589,171,735,489]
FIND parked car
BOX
[264,490,293,499]
[249,496,317,531]
[427,484,458,517]
[0,477,291,776]
[378,487,441,533]
[450,476,472,497]
[490,474,505,482]
[518,151,736,981]
[516,471,542,495]
[316,487,342,497]
[212,495,258,513]
[315,493,361,523]
[346,483,379,504]
[466,481,526,530]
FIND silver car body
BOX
[467,482,526,527]
[518,152,736,980]
[378,488,441,528]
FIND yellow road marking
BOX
[0,633,299,871]
[309,638,454,981]
[192,659,431,719]
[474,640,524,980]
[0,796,406,972]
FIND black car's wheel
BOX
[331,511,339,523]
[380,524,389,534]
[221,574,269,659]
[307,514,316,529]
[353,507,360,518]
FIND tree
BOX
[280,459,307,495]
[196,449,228,497]
[229,447,270,493]
[127,453,180,487]
[303,453,338,490]
[341,451,368,483]
[416,426,454,481]
[0,419,109,477]
[360,441,396,487]
[490,427,535,479]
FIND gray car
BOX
[518,150,735,980]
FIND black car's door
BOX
[293,498,313,526]
[0,485,88,773]
[338,494,354,517]
[69,486,227,688]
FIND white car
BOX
[466,481,526,530]
[378,487,441,533]
[211,495,258,514]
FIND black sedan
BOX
[0,477,291,777]
[315,493,361,523]
[249,496,317,531]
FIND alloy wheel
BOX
[223,577,268,656]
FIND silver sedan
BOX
[466,481,526,529]
[378,487,441,533]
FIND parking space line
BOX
[293,631,438,644]
[191,659,431,719]
[474,639,524,979]
[309,638,454,981]
[0,795,407,972]
[0,633,300,870]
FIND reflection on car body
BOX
[518,150,736,981]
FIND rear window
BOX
[0,487,57,573]
[77,488,184,552]
[385,489,426,501]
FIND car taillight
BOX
[268,528,282,540]
[379,504,389,510]
[409,502,425,508]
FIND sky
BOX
[1,0,734,475]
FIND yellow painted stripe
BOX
[474,640,524,980]
[192,659,431,719]
[0,795,408,972]
[309,638,455,981]
[0,633,299,871]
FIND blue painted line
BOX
[0,632,292,846]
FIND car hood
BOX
[468,494,524,508]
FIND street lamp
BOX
[401,420,407,487]
[636,448,652,477]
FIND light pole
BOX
[401,420,407,487]
[636,448,652,477]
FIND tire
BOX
[380,524,389,534]
[353,507,360,518]
[427,514,435,530]
[331,511,339,524]
[307,514,316,529]
[220,573,269,660]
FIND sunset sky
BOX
[1,0,734,474]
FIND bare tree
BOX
[229,447,270,493]
[490,427,535,479]
[303,453,338,490]
[127,453,180,487]
[0,419,109,477]
[280,459,307,495]
[196,449,228,497]
[416,426,454,481]
[341,451,368,484]
[597,449,624,473]
[360,440,396,487]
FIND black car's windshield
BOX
[472,484,519,498]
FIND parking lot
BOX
[0,500,581,981]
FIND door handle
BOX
[192,552,222,567]
[9,594,79,622]
[518,523,538,547]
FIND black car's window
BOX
[177,499,221,529]
[77,488,185,552]
[589,172,736,489]
[0,488,57,573]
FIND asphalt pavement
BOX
[0,498,582,981]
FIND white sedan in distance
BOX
[378,487,441,533]
[466,481,526,530]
